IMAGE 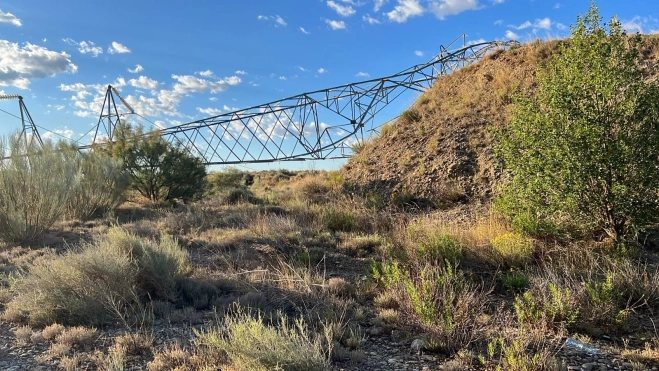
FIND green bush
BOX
[401,262,489,352]
[323,208,356,232]
[219,187,263,205]
[495,5,659,241]
[64,147,129,220]
[0,135,78,243]
[6,227,191,326]
[106,122,207,202]
[206,167,250,195]
[194,305,332,371]
[514,283,579,331]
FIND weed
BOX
[194,305,332,371]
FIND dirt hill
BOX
[340,37,659,208]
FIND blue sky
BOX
[0,0,657,171]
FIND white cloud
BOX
[356,71,370,77]
[198,70,214,77]
[279,76,287,80]
[154,120,166,129]
[78,41,103,57]
[0,9,21,27]
[128,64,144,73]
[427,0,480,20]
[60,74,241,119]
[325,19,347,30]
[108,41,130,54]
[554,3,562,9]
[620,16,659,34]
[363,14,381,24]
[42,128,74,140]
[327,1,356,16]
[494,19,503,25]
[299,26,311,34]
[467,38,487,45]
[197,107,223,116]
[63,38,103,57]
[511,17,554,31]
[129,76,160,90]
[257,15,287,27]
[318,68,327,74]
[491,0,504,3]
[209,97,218,101]
[505,30,519,39]
[297,66,307,72]
[235,70,247,75]
[414,50,424,57]
[0,40,77,89]
[374,0,388,11]
[386,0,424,23]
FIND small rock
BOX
[410,339,425,353]
[582,363,596,371]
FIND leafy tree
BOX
[107,122,207,202]
[496,4,659,241]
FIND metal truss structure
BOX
[83,36,516,165]
[0,94,43,147]
[1,36,516,165]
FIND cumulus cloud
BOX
[621,16,659,34]
[0,9,21,27]
[79,41,103,56]
[128,64,144,73]
[414,50,424,56]
[257,15,287,27]
[235,70,247,75]
[197,70,214,77]
[374,0,388,11]
[510,17,554,31]
[505,30,519,39]
[60,74,242,120]
[325,19,347,30]
[197,107,223,116]
[428,0,480,20]
[363,14,381,24]
[0,40,77,89]
[299,26,311,34]
[327,1,356,16]
[386,0,424,23]
[356,71,370,77]
[129,76,160,90]
[318,68,327,74]
[42,128,74,140]
[108,41,130,54]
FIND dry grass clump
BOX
[13,325,32,345]
[326,277,354,298]
[490,232,535,267]
[5,227,191,326]
[194,305,333,371]
[292,174,333,204]
[338,234,383,257]
[55,326,98,348]
[42,323,65,341]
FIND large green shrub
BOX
[495,5,659,241]
[5,227,191,326]
[0,136,78,243]
[107,122,207,202]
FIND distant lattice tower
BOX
[93,85,134,144]
[0,94,43,147]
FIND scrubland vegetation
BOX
[0,4,658,371]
